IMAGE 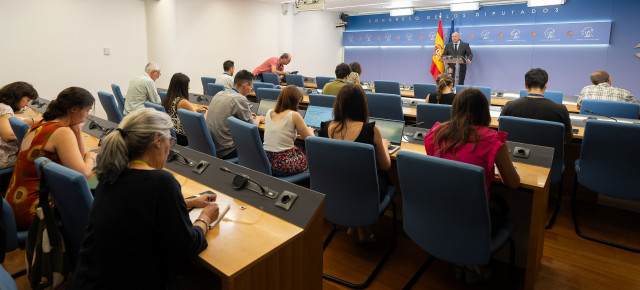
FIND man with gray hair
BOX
[577,70,637,109]
[123,62,162,115]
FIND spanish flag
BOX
[429,19,445,80]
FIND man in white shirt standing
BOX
[123,62,162,115]
[215,60,235,91]
[577,71,637,109]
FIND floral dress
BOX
[5,121,63,229]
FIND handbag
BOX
[25,159,71,289]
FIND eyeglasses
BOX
[169,137,177,148]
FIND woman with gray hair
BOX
[71,108,219,289]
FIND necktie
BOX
[454,43,458,52]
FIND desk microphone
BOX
[406,122,425,128]
[167,149,196,166]
[31,99,46,108]
[584,110,618,122]
[88,118,114,139]
[219,167,278,198]
[197,95,211,103]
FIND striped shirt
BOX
[577,83,636,106]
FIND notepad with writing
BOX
[189,202,230,229]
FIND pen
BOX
[207,195,211,205]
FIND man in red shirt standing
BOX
[252,53,292,81]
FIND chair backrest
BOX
[316,76,334,90]
[159,91,167,102]
[1,198,19,255]
[177,109,217,156]
[256,88,281,103]
[227,117,272,175]
[35,157,94,266]
[580,99,640,119]
[261,73,280,86]
[413,83,437,99]
[308,94,336,108]
[374,80,401,95]
[366,92,404,121]
[207,83,226,98]
[110,84,125,114]
[0,264,17,290]
[306,136,381,226]
[457,85,491,104]
[8,117,30,144]
[577,120,640,199]
[498,116,564,183]
[253,81,275,93]
[396,151,491,265]
[97,91,124,123]
[416,103,452,129]
[519,89,563,104]
[201,77,216,95]
[144,101,166,113]
[285,74,305,87]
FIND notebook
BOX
[370,117,405,154]
[256,99,277,116]
[303,105,334,129]
[189,202,230,229]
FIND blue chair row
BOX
[309,94,336,108]
[261,73,280,86]
[176,109,238,163]
[285,74,304,87]
[201,77,216,96]
[255,88,281,103]
[98,91,123,124]
[366,92,404,121]
[457,85,491,104]
[580,99,640,119]
[206,83,225,98]
[111,84,126,114]
[316,76,334,90]
[253,81,275,94]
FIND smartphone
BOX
[572,128,579,133]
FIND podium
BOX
[443,56,466,88]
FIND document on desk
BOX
[189,202,230,229]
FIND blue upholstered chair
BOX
[396,151,516,289]
[176,109,238,163]
[572,120,640,252]
[97,91,123,123]
[285,74,305,87]
[316,76,334,90]
[110,84,126,114]
[256,88,281,103]
[374,80,401,95]
[519,89,563,104]
[457,85,491,104]
[366,92,404,121]
[159,91,167,102]
[0,264,17,290]
[308,94,336,108]
[580,99,640,119]
[2,198,28,279]
[201,77,216,95]
[416,103,451,129]
[261,73,280,86]
[143,103,176,138]
[306,136,396,288]
[413,83,437,99]
[499,116,565,229]
[227,117,309,184]
[35,157,94,266]
[253,81,275,93]
[8,117,29,145]
[206,83,226,98]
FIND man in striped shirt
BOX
[577,71,637,109]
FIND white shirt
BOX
[215,73,234,91]
[123,72,161,116]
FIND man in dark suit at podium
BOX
[441,32,473,85]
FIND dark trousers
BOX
[448,64,467,85]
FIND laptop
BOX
[303,105,334,132]
[256,99,277,116]
[370,117,405,154]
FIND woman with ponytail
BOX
[71,108,219,289]
[426,73,456,105]
[5,87,97,229]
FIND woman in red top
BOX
[5,87,97,229]
[423,87,520,283]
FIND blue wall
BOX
[344,0,640,97]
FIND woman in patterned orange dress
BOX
[5,87,97,229]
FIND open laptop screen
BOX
[370,117,405,145]
[304,106,334,128]
[256,99,277,116]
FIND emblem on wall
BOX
[544,28,556,39]
[636,44,640,58]
[581,27,594,38]
[511,29,521,39]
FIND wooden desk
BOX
[391,142,550,290]
[79,118,324,290]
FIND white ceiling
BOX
[253,0,526,14]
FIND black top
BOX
[427,92,456,105]
[70,169,207,290]
[319,121,375,145]
[501,97,573,141]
